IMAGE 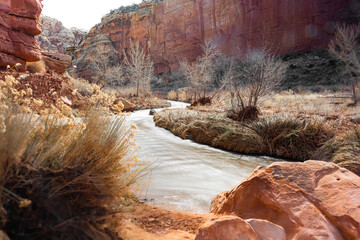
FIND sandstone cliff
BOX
[74,0,353,77]
[0,0,43,69]
[36,15,87,54]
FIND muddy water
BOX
[126,101,278,213]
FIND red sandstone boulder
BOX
[41,51,71,74]
[73,0,352,76]
[0,0,43,69]
[211,161,360,240]
[195,216,261,240]
[246,219,286,240]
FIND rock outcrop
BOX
[0,0,43,69]
[195,216,286,240]
[41,51,71,74]
[36,15,87,54]
[210,160,360,240]
[73,0,353,77]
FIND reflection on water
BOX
[126,101,277,213]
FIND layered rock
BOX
[0,0,43,69]
[73,0,353,77]
[41,51,71,74]
[36,15,87,54]
[211,161,360,240]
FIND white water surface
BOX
[126,101,277,213]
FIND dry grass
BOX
[313,127,360,176]
[260,90,358,117]
[0,106,146,239]
[154,109,334,161]
[167,91,177,100]
[26,61,46,74]
[211,90,358,119]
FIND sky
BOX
[42,0,142,31]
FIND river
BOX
[126,101,277,213]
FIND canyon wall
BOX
[74,0,353,77]
[0,0,43,69]
[36,15,87,54]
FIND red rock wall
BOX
[0,0,43,69]
[76,0,352,75]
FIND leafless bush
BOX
[329,23,360,104]
[228,50,287,114]
[180,41,220,103]
[123,41,154,97]
[90,45,124,87]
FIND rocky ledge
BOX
[199,160,360,240]
[0,0,43,69]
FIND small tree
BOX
[90,45,124,87]
[228,50,287,119]
[180,41,220,103]
[329,24,360,104]
[123,41,154,97]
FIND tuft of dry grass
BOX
[0,106,146,239]
[167,91,177,100]
[26,61,46,74]
[154,109,334,161]
[313,127,360,176]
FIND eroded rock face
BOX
[36,15,87,54]
[41,51,71,74]
[0,0,43,69]
[211,161,360,240]
[74,0,352,77]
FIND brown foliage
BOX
[227,106,259,122]
[0,108,144,239]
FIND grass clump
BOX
[155,110,334,161]
[313,127,360,176]
[0,106,145,239]
[239,115,334,160]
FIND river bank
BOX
[154,98,360,177]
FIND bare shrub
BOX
[328,23,360,104]
[123,41,154,97]
[90,45,124,87]
[180,41,220,104]
[228,50,287,117]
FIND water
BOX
[126,101,278,213]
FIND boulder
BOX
[246,219,286,240]
[41,51,71,74]
[149,109,156,115]
[195,216,261,240]
[211,161,360,240]
[0,0,43,69]
[73,0,352,77]
[115,98,136,112]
